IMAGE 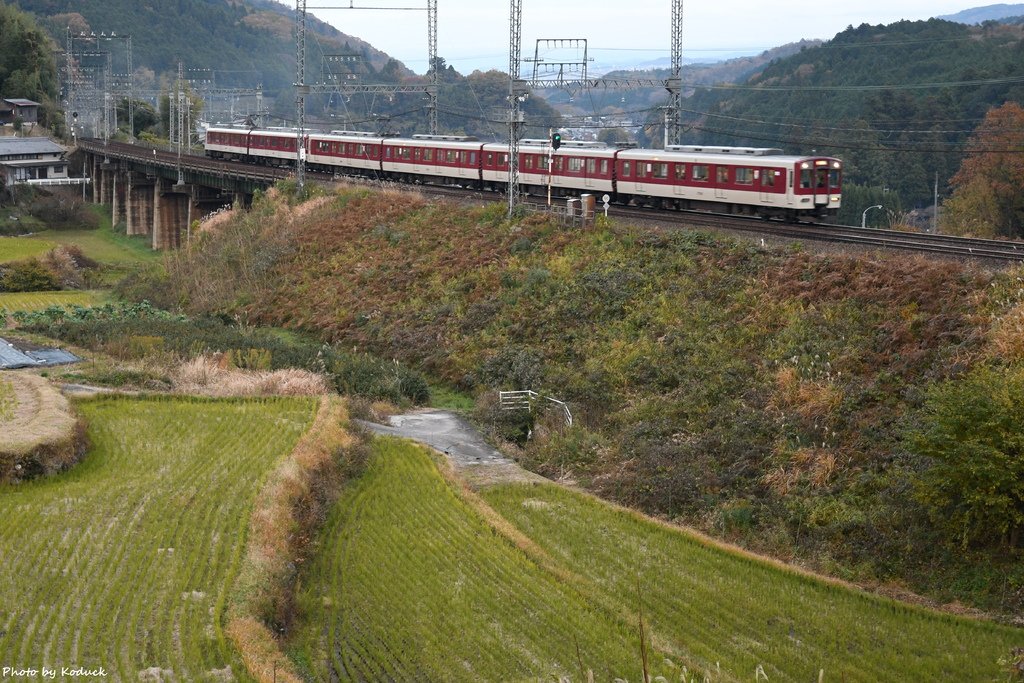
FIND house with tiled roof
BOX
[0,137,68,185]
[0,99,40,126]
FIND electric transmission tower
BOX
[294,1,441,189]
[505,0,686,215]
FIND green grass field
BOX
[291,437,1022,682]
[0,290,104,314]
[0,236,56,263]
[290,438,662,682]
[483,484,1023,681]
[0,395,316,680]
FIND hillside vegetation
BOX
[0,395,316,679]
[120,185,1024,615]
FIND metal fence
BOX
[499,390,573,427]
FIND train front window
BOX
[829,169,841,189]
[800,169,812,189]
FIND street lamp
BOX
[862,204,883,228]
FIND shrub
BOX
[911,364,1024,548]
[0,258,59,292]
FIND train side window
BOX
[763,170,776,187]
[800,169,812,188]
[692,164,708,182]
[385,148,393,159]
[423,148,433,162]
[735,168,754,185]
[539,156,550,171]
[653,163,669,179]
[446,150,456,163]
[586,158,595,174]
[569,158,584,173]
[674,164,686,180]
[621,161,631,177]
[469,152,477,165]
[716,166,729,184]
[600,160,609,175]
[501,153,509,166]
[486,152,494,166]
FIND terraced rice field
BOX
[484,484,1024,681]
[0,395,316,680]
[0,290,103,314]
[0,236,56,263]
[291,438,664,682]
[293,437,1022,682]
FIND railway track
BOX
[76,141,1024,263]
[608,204,1024,263]
[397,181,1024,263]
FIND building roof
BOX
[3,99,40,107]
[0,137,65,157]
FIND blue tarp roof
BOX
[0,337,80,369]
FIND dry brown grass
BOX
[989,302,1024,362]
[772,366,843,422]
[227,396,365,682]
[173,355,330,397]
[763,446,838,496]
[0,372,86,483]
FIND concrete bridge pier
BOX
[155,179,191,250]
[112,170,127,228]
[126,174,155,238]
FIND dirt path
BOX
[356,409,544,488]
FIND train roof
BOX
[616,147,841,165]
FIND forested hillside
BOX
[9,0,400,96]
[0,2,59,129]
[680,19,1024,208]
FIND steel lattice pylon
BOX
[668,0,684,146]
[296,0,308,191]
[507,0,525,217]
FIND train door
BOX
[759,168,774,203]
[814,166,829,208]
[673,164,686,196]
[636,162,648,192]
[714,165,728,200]
[585,158,596,189]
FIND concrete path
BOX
[355,409,544,488]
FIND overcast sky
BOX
[310,1,980,74]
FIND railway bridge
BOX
[76,138,290,249]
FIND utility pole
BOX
[507,0,525,216]
[427,0,438,135]
[295,0,308,192]
[667,0,683,146]
[176,61,185,185]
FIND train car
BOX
[205,126,302,167]
[380,135,484,185]
[616,145,841,218]
[306,131,384,174]
[204,126,252,161]
[203,126,842,220]
[516,140,617,197]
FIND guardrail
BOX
[499,390,573,427]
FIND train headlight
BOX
[831,196,840,202]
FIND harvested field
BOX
[0,395,316,680]
[0,372,82,482]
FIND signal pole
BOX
[296,0,308,192]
